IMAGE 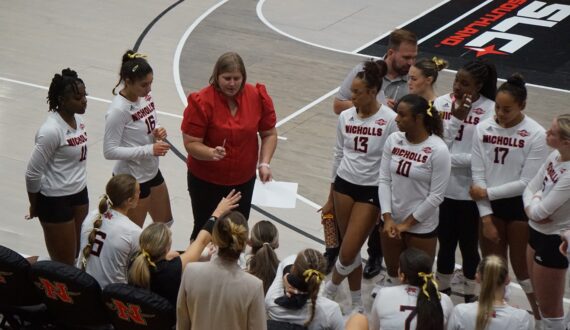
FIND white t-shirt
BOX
[104,93,159,183]
[77,209,141,288]
[524,150,570,235]
[369,284,454,330]
[332,106,397,185]
[472,116,548,217]
[434,93,495,200]
[447,302,532,330]
[25,112,88,196]
[265,255,343,330]
[379,132,451,234]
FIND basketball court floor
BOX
[1,0,569,317]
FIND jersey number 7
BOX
[400,305,418,330]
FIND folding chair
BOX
[30,260,112,330]
[0,245,49,330]
[102,283,175,330]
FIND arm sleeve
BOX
[336,64,360,101]
[487,132,548,200]
[446,307,460,330]
[331,115,344,182]
[412,143,451,222]
[471,128,493,217]
[369,291,381,329]
[523,160,545,208]
[378,138,393,215]
[176,270,191,330]
[25,127,59,193]
[444,117,472,168]
[247,283,267,330]
[103,107,153,160]
[525,175,570,221]
[256,84,277,131]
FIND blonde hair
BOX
[213,211,248,260]
[209,52,247,92]
[291,249,326,327]
[248,221,279,294]
[476,255,508,330]
[81,174,138,270]
[557,114,570,140]
[128,223,171,289]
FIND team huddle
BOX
[19,28,570,330]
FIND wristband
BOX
[202,216,218,234]
[258,163,270,169]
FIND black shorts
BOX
[529,227,569,269]
[333,176,379,207]
[37,187,88,224]
[139,170,164,199]
[379,221,438,238]
[491,196,528,221]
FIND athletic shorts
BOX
[491,196,528,221]
[529,226,568,269]
[37,187,88,223]
[333,176,379,208]
[380,221,438,238]
[139,170,164,199]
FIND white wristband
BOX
[258,163,270,169]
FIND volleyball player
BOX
[378,94,450,286]
[104,50,172,227]
[434,59,497,302]
[407,57,448,102]
[470,73,547,320]
[322,59,396,312]
[524,114,570,329]
[25,68,89,265]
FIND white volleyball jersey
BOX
[472,116,548,217]
[25,112,88,196]
[77,208,142,288]
[104,93,159,183]
[332,105,397,186]
[447,302,532,330]
[524,150,570,235]
[369,284,454,330]
[379,132,451,234]
[434,93,495,200]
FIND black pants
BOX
[187,172,256,240]
[367,223,383,261]
[436,198,480,279]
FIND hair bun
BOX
[507,73,525,87]
[431,57,449,71]
[61,68,78,78]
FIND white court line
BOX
[0,77,184,119]
[417,0,493,44]
[276,87,339,127]
[256,0,369,59]
[173,0,229,107]
[354,0,451,53]
[257,0,570,94]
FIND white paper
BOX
[252,180,298,208]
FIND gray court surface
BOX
[1,0,569,318]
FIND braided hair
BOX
[47,68,84,112]
[461,59,497,101]
[291,249,326,327]
[80,174,137,270]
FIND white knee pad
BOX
[541,316,565,330]
[517,278,533,294]
[335,253,362,276]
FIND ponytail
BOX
[476,255,508,330]
[291,249,326,327]
[113,50,153,95]
[355,59,388,94]
[80,194,111,270]
[128,223,171,289]
[399,248,444,330]
[248,221,280,293]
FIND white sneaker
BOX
[451,268,464,285]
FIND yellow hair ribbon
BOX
[426,101,434,117]
[141,250,156,268]
[432,56,445,69]
[127,52,147,59]
[418,272,440,300]
[303,269,325,284]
